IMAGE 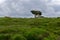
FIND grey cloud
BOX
[52,5,60,12]
[0,0,60,17]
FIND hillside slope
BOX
[0,18,60,40]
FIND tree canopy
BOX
[31,10,42,15]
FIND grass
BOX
[0,17,60,40]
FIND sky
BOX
[0,0,60,18]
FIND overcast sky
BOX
[0,0,60,17]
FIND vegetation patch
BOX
[0,18,60,40]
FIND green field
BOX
[0,17,60,40]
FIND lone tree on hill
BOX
[31,10,42,18]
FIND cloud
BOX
[0,0,6,4]
[51,0,60,5]
[47,0,60,17]
[0,0,60,17]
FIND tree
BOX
[31,10,42,18]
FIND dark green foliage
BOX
[31,10,42,15]
[11,34,26,40]
[24,28,49,40]
[0,34,11,40]
[0,17,59,40]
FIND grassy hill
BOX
[0,17,60,40]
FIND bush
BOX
[24,28,49,40]
[11,34,26,40]
[0,34,11,40]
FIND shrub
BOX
[24,28,49,40]
[0,34,11,40]
[11,34,26,40]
